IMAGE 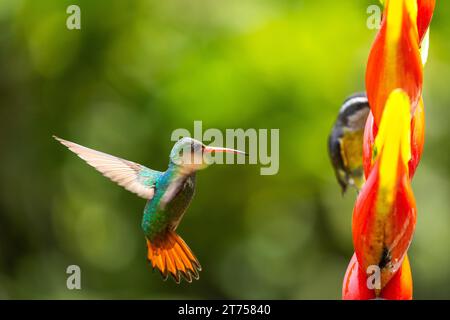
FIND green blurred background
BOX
[0,0,449,299]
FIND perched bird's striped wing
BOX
[54,136,162,200]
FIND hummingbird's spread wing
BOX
[54,136,162,199]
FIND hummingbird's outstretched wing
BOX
[54,136,162,200]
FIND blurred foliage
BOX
[0,0,449,299]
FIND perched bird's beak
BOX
[204,146,247,156]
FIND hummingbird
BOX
[328,92,370,194]
[54,136,246,283]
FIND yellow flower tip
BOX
[374,89,412,206]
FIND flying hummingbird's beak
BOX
[204,146,247,156]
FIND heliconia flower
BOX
[343,0,435,300]
[342,252,412,300]
[352,90,417,291]
[366,0,423,126]
[363,98,425,178]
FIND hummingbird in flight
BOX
[54,136,246,283]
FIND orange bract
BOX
[363,99,425,179]
[417,0,436,43]
[345,0,434,299]
[352,160,416,290]
[342,253,413,300]
[366,0,423,126]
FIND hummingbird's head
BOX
[169,137,246,173]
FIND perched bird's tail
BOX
[146,230,201,283]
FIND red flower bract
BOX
[366,0,423,126]
[343,0,435,299]
[353,89,417,293]
[363,99,425,179]
[417,0,436,43]
[343,253,413,300]
[353,160,416,289]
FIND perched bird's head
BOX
[170,137,246,173]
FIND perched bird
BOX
[328,93,370,194]
[54,136,245,283]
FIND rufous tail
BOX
[146,230,201,283]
